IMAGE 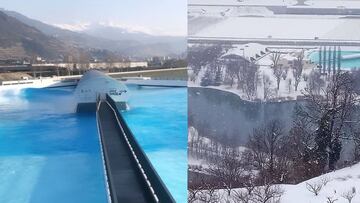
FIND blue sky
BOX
[0,0,186,36]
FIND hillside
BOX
[2,9,186,58]
[280,162,360,203]
[194,162,360,203]
[0,11,80,60]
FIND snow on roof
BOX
[189,0,360,9]
[191,16,360,41]
[222,43,267,60]
[189,0,295,6]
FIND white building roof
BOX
[75,70,129,104]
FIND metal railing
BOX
[96,94,118,203]
[97,94,175,203]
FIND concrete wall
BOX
[31,61,148,70]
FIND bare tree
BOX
[342,187,356,203]
[307,70,325,95]
[188,171,219,203]
[287,104,320,182]
[232,172,257,203]
[353,130,360,162]
[320,176,330,186]
[207,148,244,196]
[306,181,323,196]
[270,52,285,90]
[287,78,292,94]
[326,196,338,203]
[198,184,220,203]
[188,188,201,203]
[225,61,240,87]
[233,180,283,203]
[233,189,253,203]
[247,120,289,183]
[297,72,358,171]
[243,62,259,100]
[188,45,225,83]
[251,184,284,203]
[263,74,273,100]
[293,50,305,91]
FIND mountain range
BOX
[0,9,186,60]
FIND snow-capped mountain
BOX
[1,9,186,58]
[54,22,186,47]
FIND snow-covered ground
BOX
[188,126,248,172]
[280,162,360,203]
[193,162,360,203]
[189,44,318,101]
[189,42,360,102]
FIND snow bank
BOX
[281,162,360,203]
[193,162,360,203]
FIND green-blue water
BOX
[308,51,360,70]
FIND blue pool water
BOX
[0,86,187,203]
[308,51,360,70]
[124,86,188,203]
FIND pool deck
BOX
[96,95,175,203]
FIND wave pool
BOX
[0,85,187,203]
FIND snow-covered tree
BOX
[328,46,332,75]
[270,51,285,90]
[293,49,305,91]
[263,74,273,100]
[297,72,358,172]
[247,120,290,183]
[243,62,259,100]
[332,46,337,75]
[307,70,325,95]
[207,148,244,196]
[200,68,214,86]
[337,46,342,71]
[225,61,239,87]
[323,46,327,75]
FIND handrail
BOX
[95,97,115,203]
[103,99,158,203]
[105,94,175,203]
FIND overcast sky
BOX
[0,0,186,36]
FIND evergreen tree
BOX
[214,67,222,86]
[323,46,327,74]
[337,46,341,71]
[314,113,331,173]
[328,46,332,75]
[319,46,322,73]
[332,46,336,75]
